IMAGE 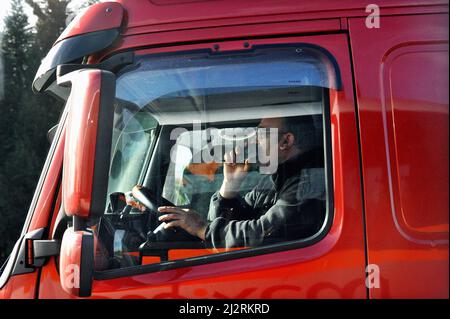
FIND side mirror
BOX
[59,227,94,297]
[57,68,115,297]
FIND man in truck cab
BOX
[157,115,326,248]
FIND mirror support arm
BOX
[12,228,61,275]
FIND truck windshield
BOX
[97,46,334,270]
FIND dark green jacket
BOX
[205,149,326,248]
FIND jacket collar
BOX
[271,148,324,190]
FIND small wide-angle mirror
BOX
[59,227,94,297]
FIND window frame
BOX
[94,44,337,281]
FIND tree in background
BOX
[0,0,33,154]
[0,0,36,264]
[0,0,98,265]
[25,0,70,56]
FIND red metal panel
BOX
[91,1,448,64]
[38,257,78,299]
[115,0,447,33]
[349,14,449,298]
[121,18,342,39]
[55,2,123,45]
[118,5,448,40]
[91,19,341,63]
[386,45,448,238]
[0,273,39,299]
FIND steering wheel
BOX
[131,185,201,243]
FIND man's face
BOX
[257,117,284,156]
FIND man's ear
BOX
[279,133,295,150]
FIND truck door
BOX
[349,13,449,298]
[37,34,368,299]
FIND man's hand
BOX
[220,146,250,199]
[157,206,208,240]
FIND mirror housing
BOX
[59,227,94,297]
[59,68,115,219]
[58,68,115,297]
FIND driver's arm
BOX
[204,170,326,248]
[207,188,258,222]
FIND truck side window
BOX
[108,101,158,196]
[95,46,336,270]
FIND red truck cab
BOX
[0,0,448,299]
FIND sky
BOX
[0,0,91,32]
